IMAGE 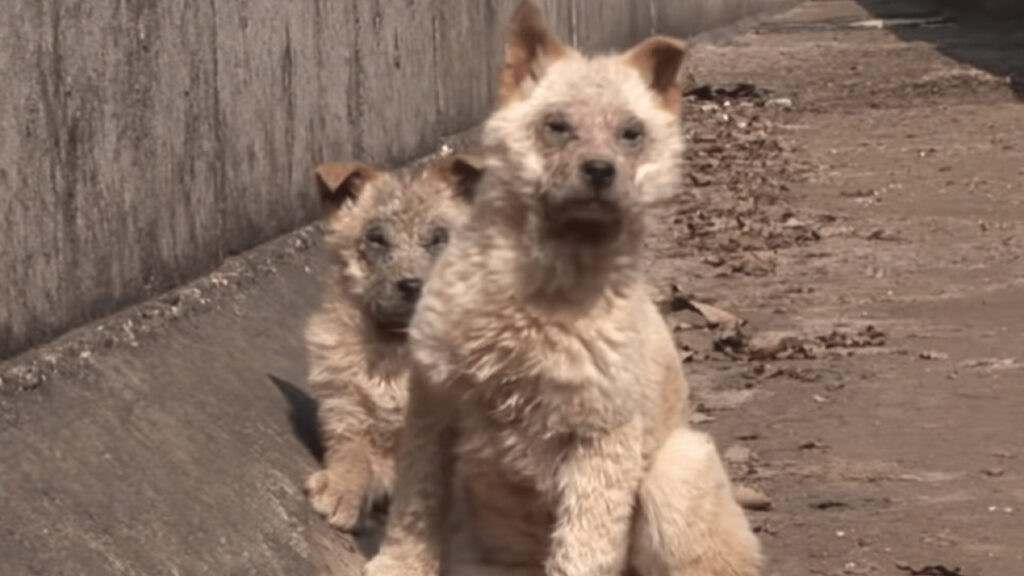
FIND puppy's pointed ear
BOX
[624,36,688,114]
[432,154,486,203]
[497,1,572,106]
[314,161,377,214]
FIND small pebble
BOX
[724,445,753,465]
[734,485,772,511]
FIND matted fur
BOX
[305,155,479,532]
[366,2,761,575]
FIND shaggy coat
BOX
[367,3,761,575]
[304,155,481,532]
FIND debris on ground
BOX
[980,467,1005,478]
[714,250,779,277]
[843,560,880,574]
[770,366,822,382]
[895,563,963,576]
[747,331,804,361]
[714,325,887,362]
[818,326,887,350]
[958,357,1019,371]
[684,82,772,103]
[661,288,756,362]
[865,228,906,242]
[734,485,773,511]
[660,285,746,328]
[689,411,716,425]
[672,79,817,275]
[810,499,850,511]
[724,444,755,466]
[661,284,890,364]
[689,301,745,331]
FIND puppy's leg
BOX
[364,374,452,576]
[546,421,645,576]
[306,439,374,532]
[442,489,544,576]
[446,564,543,576]
[629,428,761,576]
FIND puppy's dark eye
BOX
[619,121,645,145]
[542,113,574,143]
[545,119,571,135]
[364,225,389,248]
[425,227,449,255]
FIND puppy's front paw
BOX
[363,553,435,576]
[363,554,409,576]
[305,468,365,532]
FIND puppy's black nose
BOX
[397,278,423,301]
[581,160,616,191]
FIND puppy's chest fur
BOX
[306,300,410,449]
[418,276,651,492]
[415,274,658,565]
[453,378,574,495]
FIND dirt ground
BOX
[2,1,1022,575]
[663,1,1024,574]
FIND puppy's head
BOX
[483,1,687,248]
[315,155,483,334]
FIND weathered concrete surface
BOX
[0,249,340,575]
[0,0,799,360]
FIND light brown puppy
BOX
[304,154,482,532]
[367,3,761,576]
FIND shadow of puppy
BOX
[269,374,323,462]
[269,374,385,561]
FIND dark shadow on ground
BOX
[270,374,324,462]
[854,0,1024,99]
[270,373,385,558]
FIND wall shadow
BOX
[853,0,1024,100]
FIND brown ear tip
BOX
[450,153,486,171]
[313,163,346,192]
[513,0,542,18]
[643,36,689,59]
[655,35,688,48]
[314,164,335,189]
[510,0,549,34]
[434,154,486,182]
[436,154,486,202]
[315,161,377,200]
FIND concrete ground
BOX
[2,1,1022,575]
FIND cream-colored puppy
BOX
[367,2,761,575]
[305,154,482,532]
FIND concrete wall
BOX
[965,0,1024,17]
[922,0,1024,17]
[0,0,797,359]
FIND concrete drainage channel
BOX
[0,2,801,575]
